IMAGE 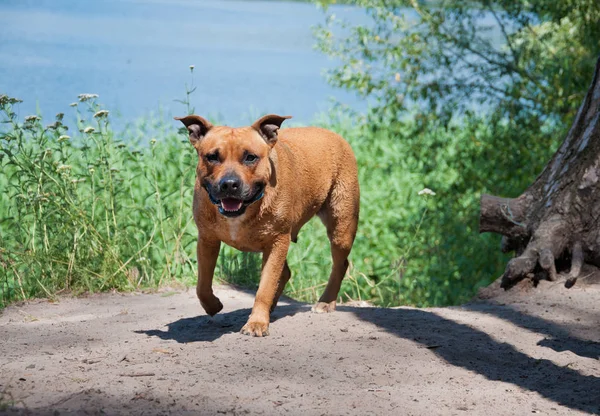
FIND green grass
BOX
[0,91,514,309]
[0,94,199,305]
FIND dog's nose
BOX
[219,176,241,193]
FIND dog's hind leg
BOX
[313,180,359,313]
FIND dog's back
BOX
[272,126,359,243]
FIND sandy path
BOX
[1,283,599,415]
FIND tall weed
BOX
[0,94,198,306]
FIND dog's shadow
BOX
[135,303,308,343]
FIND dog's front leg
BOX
[196,236,223,316]
[241,234,291,337]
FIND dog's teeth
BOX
[221,198,243,212]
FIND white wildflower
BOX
[83,126,95,134]
[150,138,157,145]
[24,115,39,122]
[93,110,109,118]
[56,164,72,172]
[0,95,23,105]
[58,135,71,142]
[78,93,99,102]
[189,65,195,71]
[69,102,78,107]
[418,188,436,196]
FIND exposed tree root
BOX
[539,248,558,282]
[500,217,568,289]
[565,242,584,287]
[479,194,531,248]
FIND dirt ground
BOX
[1,280,599,416]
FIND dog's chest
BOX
[226,217,244,242]
[218,216,261,252]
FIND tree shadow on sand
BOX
[340,305,600,414]
[135,303,308,343]
[462,302,600,360]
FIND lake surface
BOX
[0,0,368,127]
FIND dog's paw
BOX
[240,320,270,337]
[312,301,336,313]
[200,296,223,317]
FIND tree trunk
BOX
[480,57,600,289]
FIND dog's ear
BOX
[251,114,292,146]
[174,115,214,146]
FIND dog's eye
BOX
[205,152,219,163]
[244,153,259,164]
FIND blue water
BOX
[0,0,368,127]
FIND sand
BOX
[1,280,599,415]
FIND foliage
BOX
[316,0,600,126]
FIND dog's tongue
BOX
[221,198,243,212]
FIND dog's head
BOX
[175,114,291,218]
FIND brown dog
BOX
[175,114,359,336]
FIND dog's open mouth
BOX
[206,184,265,218]
[216,196,252,218]
[220,198,244,213]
